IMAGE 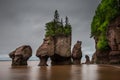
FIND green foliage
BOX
[97,34,109,50]
[45,10,72,37]
[91,0,120,50]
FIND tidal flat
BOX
[0,61,120,80]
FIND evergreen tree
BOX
[65,16,69,26]
[61,18,63,26]
[54,10,59,22]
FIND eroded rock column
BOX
[72,41,82,64]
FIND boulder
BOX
[9,45,32,66]
[72,41,82,64]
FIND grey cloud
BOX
[0,0,101,61]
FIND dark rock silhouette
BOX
[85,55,91,64]
[9,45,32,66]
[72,41,82,64]
[107,16,120,64]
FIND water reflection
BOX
[37,66,72,80]
[81,65,98,80]
[0,61,120,80]
[9,66,30,80]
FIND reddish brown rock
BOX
[72,41,82,64]
[95,50,110,64]
[91,52,97,64]
[36,37,54,66]
[92,37,110,64]
[36,35,72,66]
[9,45,32,66]
[51,35,72,65]
[107,16,120,64]
[85,55,91,64]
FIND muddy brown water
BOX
[0,61,120,80]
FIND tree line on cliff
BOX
[91,0,120,50]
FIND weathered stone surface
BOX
[51,35,72,65]
[107,16,120,64]
[92,37,110,64]
[85,55,91,64]
[36,36,54,66]
[9,45,32,66]
[91,52,97,64]
[55,36,71,57]
[95,50,110,64]
[36,35,72,66]
[72,41,82,64]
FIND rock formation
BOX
[107,16,120,64]
[91,0,120,64]
[92,37,110,64]
[50,35,72,65]
[92,16,120,64]
[72,41,82,64]
[9,45,32,66]
[36,37,54,66]
[36,10,72,66]
[91,52,96,64]
[36,35,72,66]
[85,55,91,64]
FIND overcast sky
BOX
[0,0,101,60]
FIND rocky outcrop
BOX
[36,35,72,66]
[72,41,82,64]
[51,35,71,65]
[95,50,110,64]
[107,16,120,64]
[91,52,97,64]
[36,36,54,66]
[9,45,32,66]
[92,16,120,64]
[92,37,110,64]
[85,55,91,64]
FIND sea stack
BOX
[9,45,32,66]
[36,10,72,66]
[72,41,82,64]
[36,37,54,66]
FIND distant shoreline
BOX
[0,60,39,61]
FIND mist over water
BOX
[0,61,120,80]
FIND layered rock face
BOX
[107,16,120,64]
[72,41,82,64]
[51,35,71,65]
[92,37,110,64]
[92,16,120,64]
[85,55,91,64]
[9,45,32,66]
[36,37,54,66]
[36,35,72,66]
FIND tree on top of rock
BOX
[54,10,59,22]
[45,10,72,37]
